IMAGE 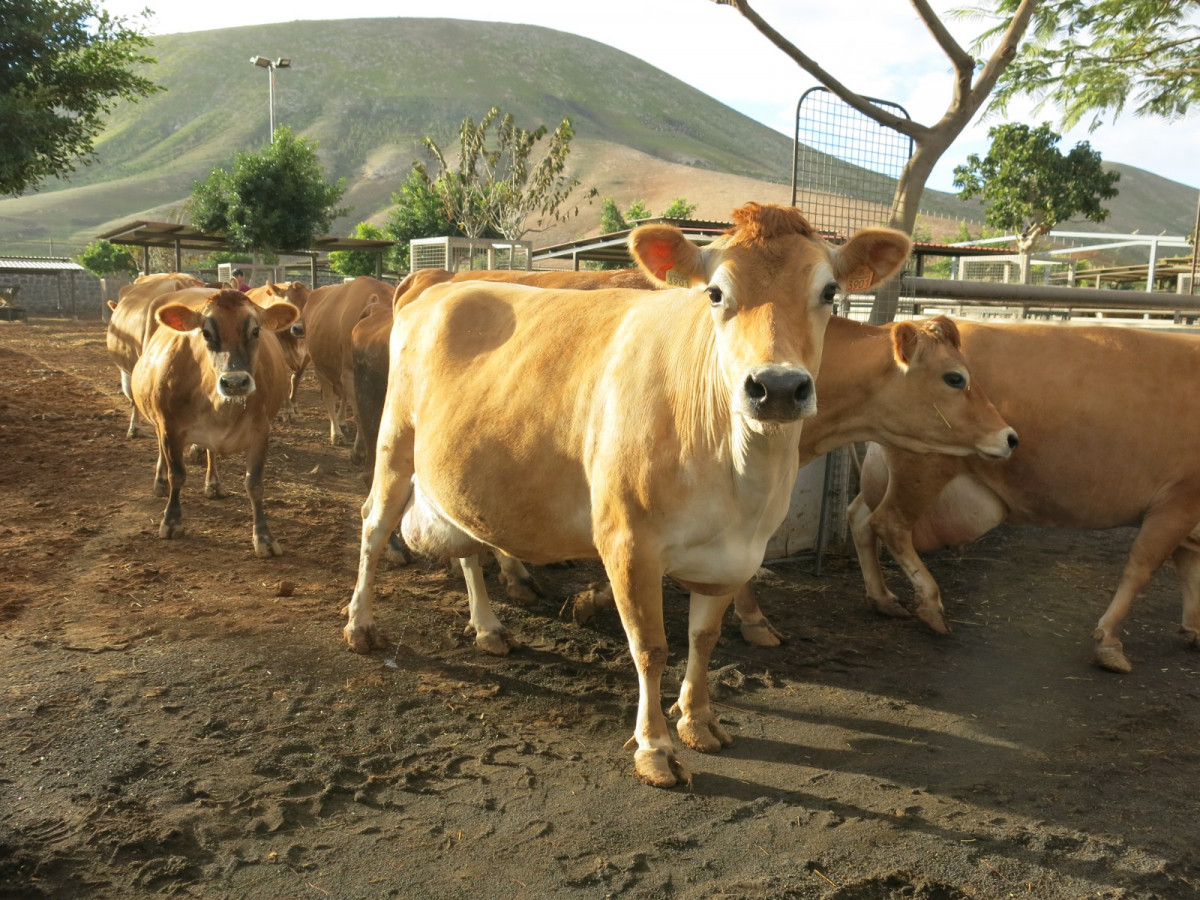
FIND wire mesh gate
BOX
[790,87,914,569]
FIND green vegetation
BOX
[188,128,347,255]
[329,222,387,278]
[0,0,162,196]
[76,239,137,277]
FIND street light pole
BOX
[249,55,291,143]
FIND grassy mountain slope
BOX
[0,17,1194,254]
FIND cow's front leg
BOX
[158,434,187,539]
[244,433,282,557]
[671,592,734,753]
[606,543,689,788]
[848,492,912,621]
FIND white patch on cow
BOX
[400,479,485,560]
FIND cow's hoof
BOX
[344,622,388,654]
[254,537,283,558]
[153,480,169,499]
[1095,644,1132,674]
[571,583,614,625]
[470,625,520,656]
[502,574,543,607]
[739,619,784,647]
[205,484,225,500]
[915,605,951,635]
[871,594,913,620]
[1180,625,1200,649]
[631,746,691,789]
[159,521,184,539]
[384,533,412,566]
[675,711,733,754]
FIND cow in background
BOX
[131,289,298,557]
[301,276,393,461]
[246,281,311,424]
[345,203,912,786]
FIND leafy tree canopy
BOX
[329,222,387,278]
[985,0,1200,130]
[187,127,347,255]
[76,239,137,277]
[953,122,1120,253]
[0,0,162,196]
[384,166,468,272]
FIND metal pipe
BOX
[900,275,1200,311]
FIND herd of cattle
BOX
[102,202,1200,787]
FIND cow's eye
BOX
[707,286,723,306]
[250,326,261,340]
[821,283,838,304]
[943,372,967,390]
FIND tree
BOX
[713,0,1039,321]
[385,166,464,272]
[419,106,595,241]
[986,0,1200,130]
[598,197,627,234]
[661,197,699,219]
[329,222,387,278]
[954,122,1119,281]
[76,239,137,277]
[188,127,347,255]
[0,1,162,197]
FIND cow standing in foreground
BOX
[131,289,298,557]
[345,203,912,787]
[844,319,1200,674]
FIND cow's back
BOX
[305,277,392,386]
[106,277,205,374]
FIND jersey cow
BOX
[131,289,298,557]
[302,276,393,461]
[106,273,207,437]
[245,281,311,423]
[847,319,1200,674]
[345,203,912,787]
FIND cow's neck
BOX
[799,317,898,463]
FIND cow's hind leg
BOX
[495,551,544,606]
[344,431,415,653]
[1173,543,1200,650]
[730,581,784,646]
[204,449,224,499]
[460,555,521,655]
[1094,509,1196,673]
[671,591,735,753]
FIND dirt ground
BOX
[3,317,1200,900]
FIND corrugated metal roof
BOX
[0,257,87,273]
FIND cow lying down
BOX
[131,289,298,557]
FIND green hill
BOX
[0,17,1194,256]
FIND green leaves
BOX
[186,127,346,254]
[0,0,162,196]
[75,239,137,277]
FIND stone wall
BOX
[0,271,106,320]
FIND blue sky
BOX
[101,0,1199,196]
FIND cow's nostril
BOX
[744,375,767,401]
[1008,431,1019,450]
[794,375,812,404]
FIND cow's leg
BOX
[1094,511,1196,673]
[158,433,187,539]
[873,506,950,634]
[244,431,282,558]
[572,581,614,624]
[671,591,735,753]
[460,555,521,655]
[605,542,688,788]
[120,370,141,438]
[315,373,344,446]
[730,581,784,646]
[1173,544,1200,649]
[345,434,415,653]
[204,449,224,499]
[152,443,170,498]
[495,551,544,606]
[848,491,913,622]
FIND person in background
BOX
[232,269,250,292]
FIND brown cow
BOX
[131,289,298,556]
[301,276,393,461]
[106,273,207,436]
[846,318,1200,674]
[245,281,311,423]
[345,203,913,787]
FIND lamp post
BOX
[250,55,291,143]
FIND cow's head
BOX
[888,316,1019,459]
[630,202,911,430]
[252,282,310,339]
[156,290,299,399]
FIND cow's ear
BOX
[891,320,919,370]
[923,315,961,349]
[259,301,299,332]
[629,225,705,287]
[156,304,202,332]
[834,228,912,292]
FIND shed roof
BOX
[0,257,88,274]
[95,220,396,254]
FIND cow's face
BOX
[630,204,911,431]
[157,290,299,399]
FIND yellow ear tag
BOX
[844,265,874,293]
[665,269,689,288]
